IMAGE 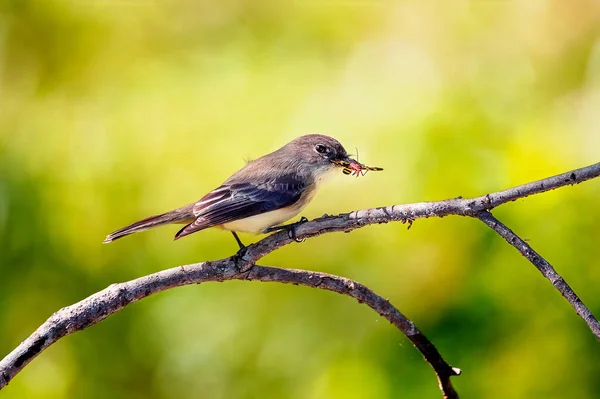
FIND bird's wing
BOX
[174,176,306,239]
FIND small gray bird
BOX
[103,134,371,248]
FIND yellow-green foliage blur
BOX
[1,1,600,398]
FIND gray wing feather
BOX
[174,176,305,239]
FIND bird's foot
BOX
[289,216,309,242]
[230,231,253,272]
[265,216,309,242]
[233,245,253,273]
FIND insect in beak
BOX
[333,156,383,177]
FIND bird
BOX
[103,134,365,248]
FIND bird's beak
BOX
[331,156,362,175]
[331,156,359,168]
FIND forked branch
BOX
[1,161,599,399]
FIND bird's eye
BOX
[315,145,328,154]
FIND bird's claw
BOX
[288,229,306,242]
[288,216,308,242]
[264,216,309,243]
[233,246,253,273]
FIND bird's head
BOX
[285,134,361,177]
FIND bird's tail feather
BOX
[103,205,194,243]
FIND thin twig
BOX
[476,210,600,338]
[1,161,599,397]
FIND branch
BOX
[1,161,599,397]
[0,262,461,398]
[476,211,600,337]
[245,266,461,398]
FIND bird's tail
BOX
[103,204,194,243]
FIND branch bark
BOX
[1,161,599,398]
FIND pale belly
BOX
[221,206,304,233]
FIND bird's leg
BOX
[231,231,254,272]
[264,216,309,242]
[231,231,246,250]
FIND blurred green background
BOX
[1,0,600,398]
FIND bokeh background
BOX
[1,0,600,398]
